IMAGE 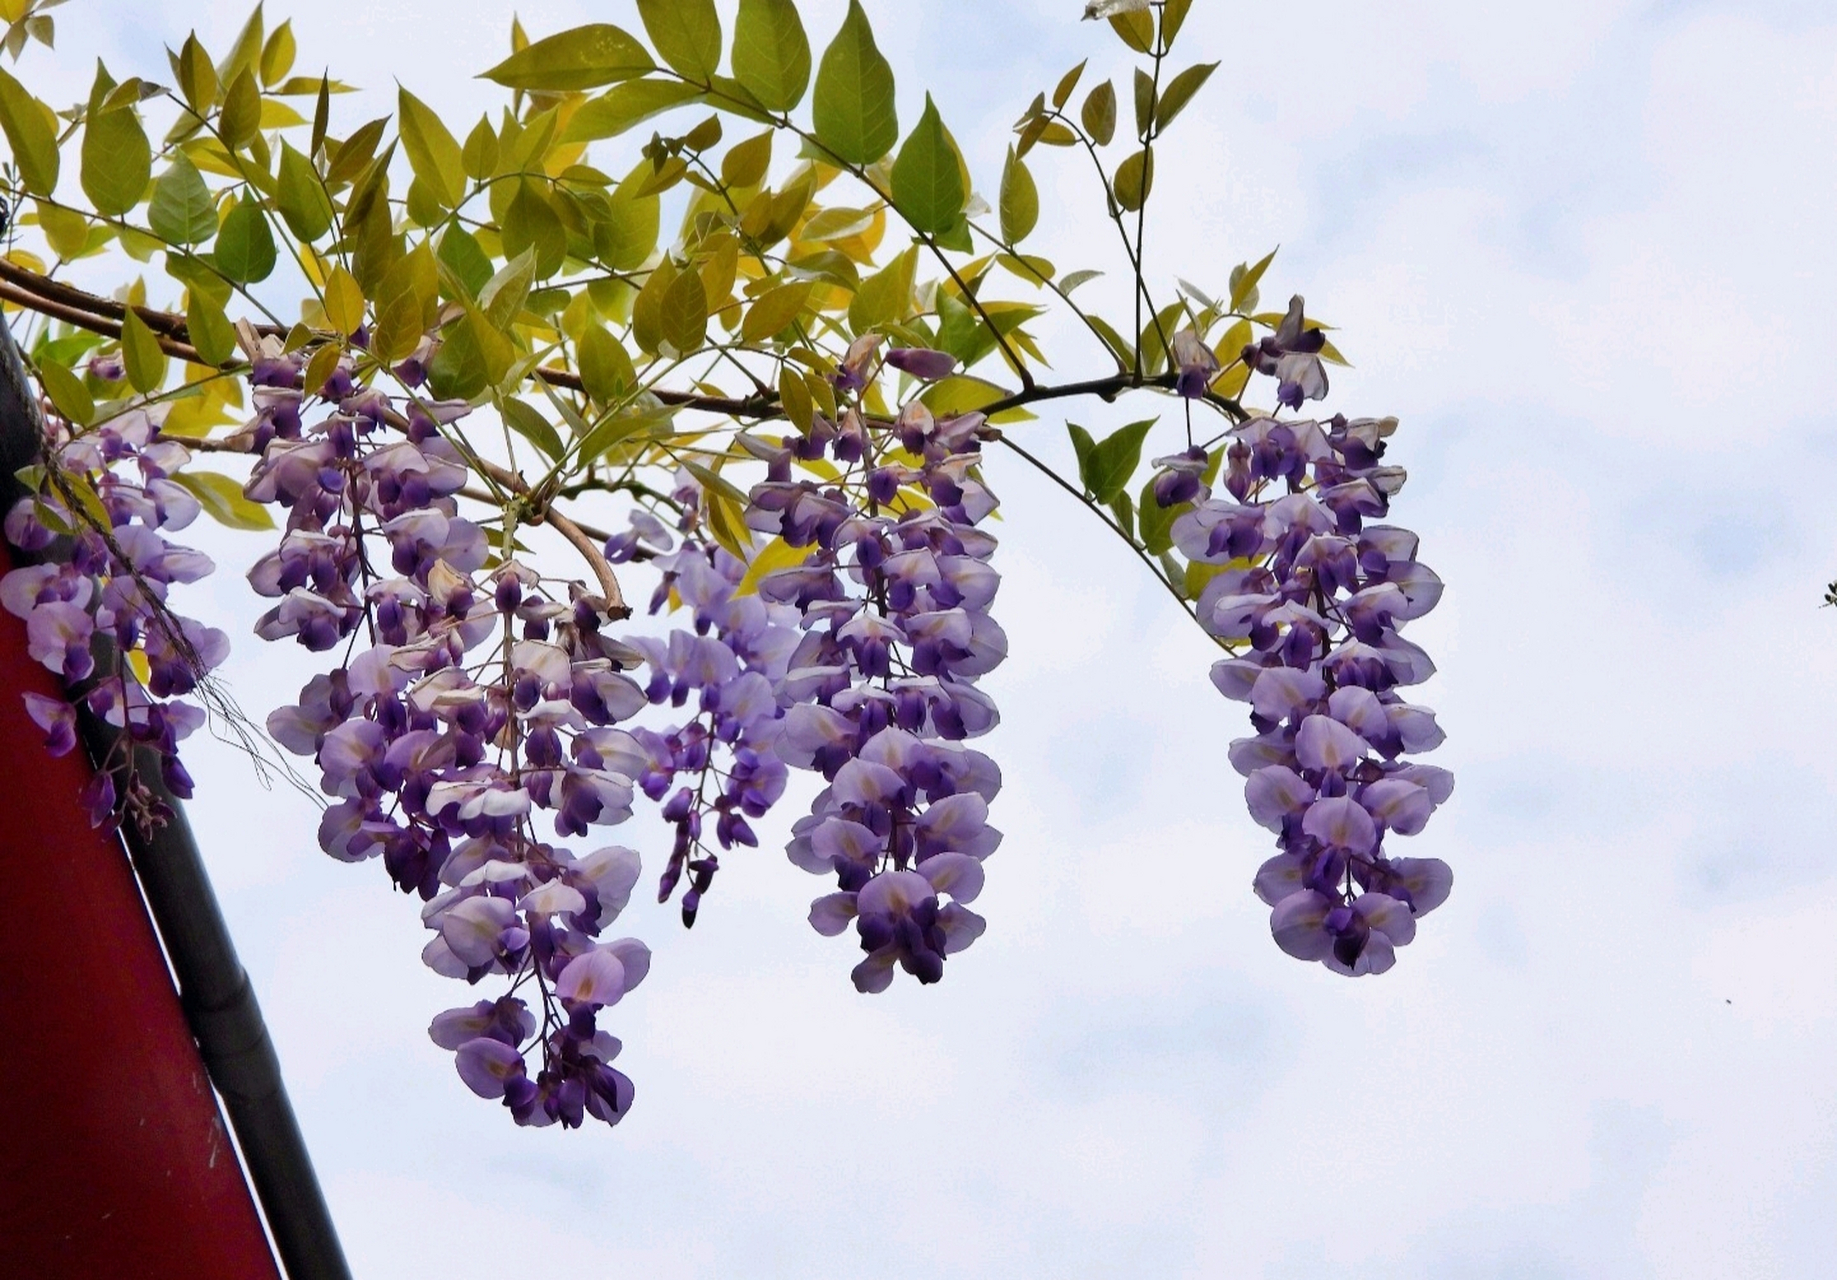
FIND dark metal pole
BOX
[0,323,352,1280]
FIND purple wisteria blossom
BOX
[1176,406,1453,976]
[2,407,231,829]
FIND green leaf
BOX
[185,292,237,365]
[1162,0,1194,46]
[148,155,217,246]
[36,200,88,260]
[168,470,274,531]
[497,394,565,461]
[848,244,916,335]
[1080,80,1116,147]
[890,95,964,235]
[578,324,636,404]
[275,140,332,241]
[218,67,261,151]
[1086,418,1156,503]
[480,24,654,92]
[214,195,276,282]
[561,79,703,143]
[1133,67,1156,140]
[432,225,489,300]
[1067,422,1096,484]
[722,129,773,188]
[733,0,810,112]
[36,359,93,426]
[593,169,662,272]
[398,87,466,210]
[999,147,1038,244]
[636,0,722,82]
[0,66,56,196]
[81,69,151,216]
[660,266,708,356]
[812,0,897,166]
[174,33,219,115]
[1155,62,1217,133]
[119,308,168,394]
[501,180,566,279]
[741,280,812,344]
[479,248,535,330]
[1114,148,1154,211]
[1052,60,1086,110]
[461,116,498,180]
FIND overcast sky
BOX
[20,0,1837,1275]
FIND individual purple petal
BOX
[1245,766,1313,831]
[1296,714,1368,774]
[454,1037,525,1098]
[884,348,959,381]
[22,692,77,757]
[808,891,857,936]
[1270,890,1334,961]
[1354,892,1416,946]
[555,948,628,1008]
[919,851,986,903]
[851,947,898,994]
[1302,795,1377,853]
[937,903,985,954]
[1386,857,1453,914]
[1248,667,1326,721]
[1359,779,1432,835]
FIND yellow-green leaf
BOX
[81,71,151,216]
[777,364,812,432]
[35,200,88,260]
[186,292,237,366]
[148,154,217,246]
[733,0,810,112]
[480,24,654,92]
[636,0,722,82]
[812,0,897,166]
[721,129,773,189]
[461,116,498,180]
[275,139,332,242]
[1114,147,1154,211]
[0,67,57,197]
[120,308,168,393]
[1109,9,1154,53]
[741,280,813,345]
[398,88,466,211]
[214,195,276,282]
[1081,80,1116,147]
[36,359,93,425]
[890,94,963,236]
[560,79,703,144]
[219,67,261,151]
[174,33,219,115]
[259,20,296,88]
[578,324,635,404]
[324,264,365,335]
[999,147,1037,244]
[496,394,565,461]
[660,267,708,356]
[501,179,566,279]
[173,469,276,530]
[1155,62,1217,133]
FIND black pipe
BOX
[0,322,352,1280]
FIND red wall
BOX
[0,542,280,1279]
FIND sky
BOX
[14,0,1837,1275]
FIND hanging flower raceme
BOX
[745,388,1008,993]
[2,406,230,831]
[246,351,655,1128]
[1177,406,1453,976]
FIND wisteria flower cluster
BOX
[2,407,227,831]
[744,351,1007,992]
[1169,364,1453,975]
[246,346,654,1127]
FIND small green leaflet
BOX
[890,95,964,235]
[480,24,655,92]
[812,0,897,165]
[732,0,810,112]
[1081,418,1157,504]
[172,470,276,531]
[148,155,218,246]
